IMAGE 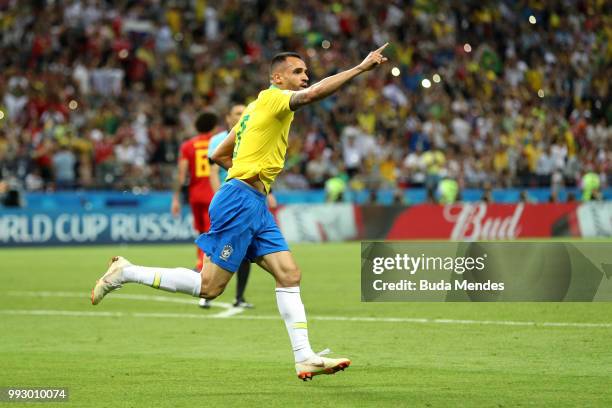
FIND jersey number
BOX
[195,148,210,177]
[233,114,250,158]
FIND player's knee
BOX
[277,265,301,287]
[199,278,226,300]
[200,284,224,300]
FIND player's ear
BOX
[271,72,282,85]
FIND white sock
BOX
[123,265,201,297]
[276,287,316,363]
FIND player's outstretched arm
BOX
[211,128,236,170]
[289,43,389,110]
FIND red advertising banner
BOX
[385,203,580,240]
[273,202,605,242]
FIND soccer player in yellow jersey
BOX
[91,43,389,380]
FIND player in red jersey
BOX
[171,111,219,271]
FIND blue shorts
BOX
[195,179,289,272]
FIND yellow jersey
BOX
[227,86,295,192]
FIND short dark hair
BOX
[228,100,244,110]
[194,111,218,133]
[270,52,303,73]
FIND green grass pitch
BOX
[1,242,611,407]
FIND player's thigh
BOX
[258,251,301,288]
[254,256,272,273]
[248,208,291,281]
[199,257,233,298]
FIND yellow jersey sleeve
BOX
[260,88,294,115]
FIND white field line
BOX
[6,290,242,318]
[213,306,247,318]
[2,308,612,329]
[0,292,612,328]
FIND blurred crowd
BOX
[0,0,610,199]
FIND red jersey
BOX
[179,132,215,204]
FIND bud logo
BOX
[385,203,577,240]
[443,203,524,240]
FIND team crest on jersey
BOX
[220,244,233,260]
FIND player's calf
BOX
[199,285,225,300]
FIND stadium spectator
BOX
[438,177,459,205]
[52,142,76,190]
[305,151,330,189]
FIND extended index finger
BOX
[375,42,389,53]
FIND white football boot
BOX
[91,256,132,305]
[198,298,212,309]
[295,350,351,381]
